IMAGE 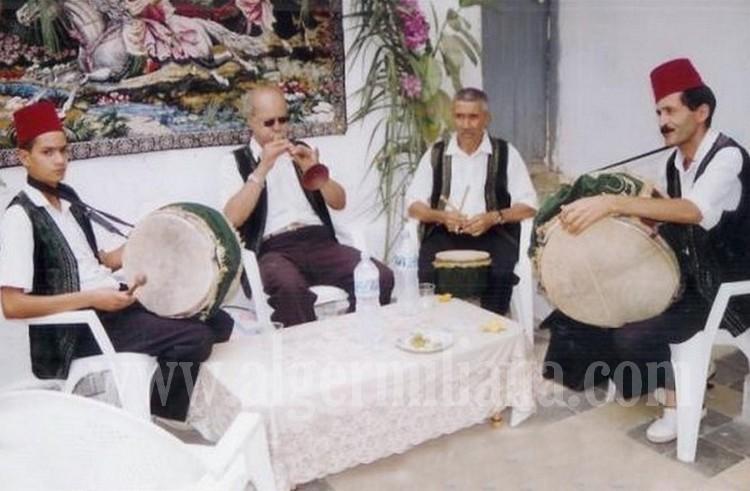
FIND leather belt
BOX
[263,222,309,241]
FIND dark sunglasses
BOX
[261,116,290,128]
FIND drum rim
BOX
[434,249,491,262]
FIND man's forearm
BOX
[499,203,536,223]
[1,287,93,319]
[224,179,264,228]
[320,178,346,210]
[408,202,446,224]
[611,195,702,224]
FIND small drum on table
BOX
[122,203,242,320]
[433,249,492,299]
[531,172,681,328]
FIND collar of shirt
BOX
[674,128,719,177]
[22,183,72,213]
[445,131,492,159]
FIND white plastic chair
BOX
[670,280,750,462]
[0,390,276,491]
[510,218,535,344]
[6,309,158,420]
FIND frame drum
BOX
[123,203,242,319]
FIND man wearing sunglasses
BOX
[221,85,394,327]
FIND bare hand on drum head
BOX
[559,196,616,234]
[463,212,496,237]
[442,210,467,234]
[87,288,137,312]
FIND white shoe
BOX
[645,406,708,444]
[646,407,678,443]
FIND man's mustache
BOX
[660,125,674,135]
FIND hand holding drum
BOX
[126,274,147,296]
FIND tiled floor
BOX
[169,328,750,490]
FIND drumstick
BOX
[126,274,147,296]
[458,186,470,214]
[439,195,460,212]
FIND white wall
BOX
[554,0,750,182]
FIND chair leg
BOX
[671,331,712,463]
[605,379,617,403]
[244,420,276,491]
[742,375,750,424]
[113,355,159,420]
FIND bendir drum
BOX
[122,203,242,320]
[531,173,681,328]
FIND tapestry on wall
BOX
[0,0,345,167]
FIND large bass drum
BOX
[532,173,681,328]
[122,203,242,320]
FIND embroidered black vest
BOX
[661,133,750,336]
[423,136,520,254]
[232,143,336,253]
[10,185,100,378]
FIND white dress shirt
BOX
[405,132,538,216]
[220,138,323,237]
[658,129,743,231]
[0,184,119,293]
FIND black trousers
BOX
[258,225,395,327]
[419,225,519,315]
[543,282,710,397]
[74,303,233,420]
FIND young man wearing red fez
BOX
[545,58,750,443]
[0,100,233,422]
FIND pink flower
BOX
[397,0,429,52]
[400,74,422,99]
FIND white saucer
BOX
[395,330,454,353]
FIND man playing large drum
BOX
[545,58,750,443]
[221,85,394,327]
[405,87,537,315]
[0,100,234,423]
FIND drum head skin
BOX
[434,250,490,263]
[123,204,241,318]
[537,218,680,328]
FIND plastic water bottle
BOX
[353,251,381,344]
[392,226,420,315]
[354,251,381,314]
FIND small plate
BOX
[395,330,454,353]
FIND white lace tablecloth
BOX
[188,300,535,490]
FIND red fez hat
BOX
[13,100,63,148]
[650,58,705,103]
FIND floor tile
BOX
[665,438,745,478]
[705,385,744,419]
[703,421,750,457]
[709,458,750,490]
[712,360,749,386]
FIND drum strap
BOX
[26,176,133,238]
